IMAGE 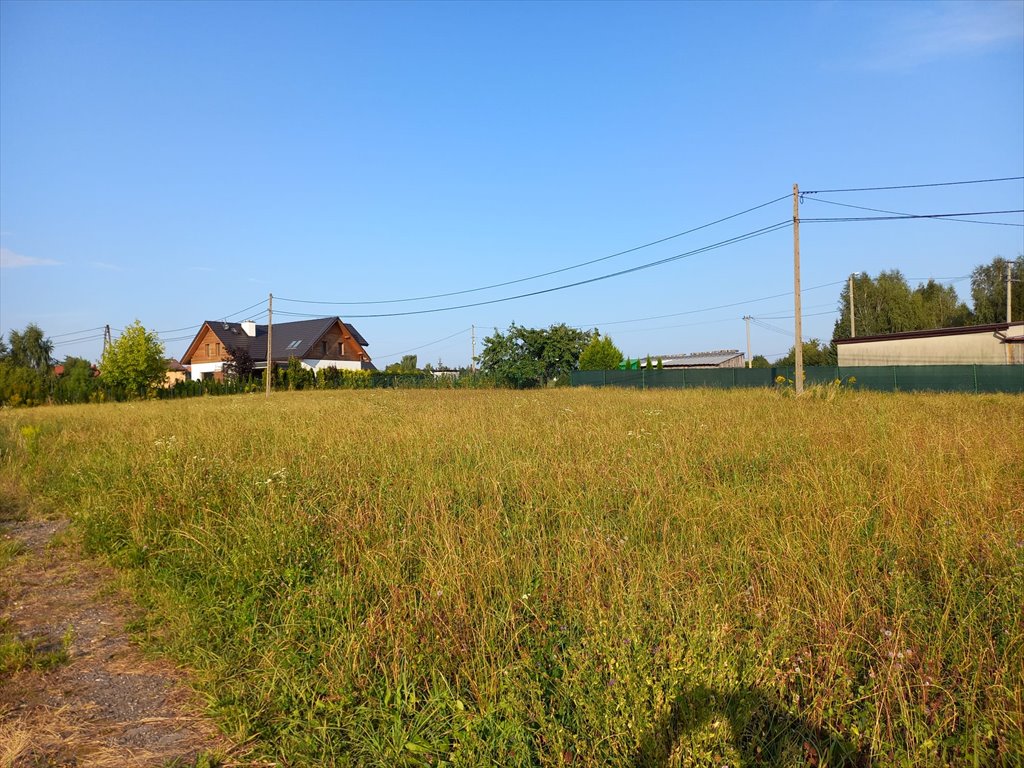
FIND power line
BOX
[802,210,1024,223]
[275,195,791,307]
[49,326,106,339]
[52,334,105,348]
[752,309,839,321]
[576,279,847,328]
[805,197,1024,227]
[274,220,792,320]
[802,176,1024,194]
[154,298,267,335]
[375,327,472,361]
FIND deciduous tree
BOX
[970,255,1024,323]
[479,323,595,387]
[7,323,54,371]
[100,321,166,396]
[577,334,623,370]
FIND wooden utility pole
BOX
[265,293,273,397]
[743,315,752,367]
[471,325,476,373]
[793,184,803,395]
[1008,262,1014,323]
[848,274,857,338]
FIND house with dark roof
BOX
[180,317,374,382]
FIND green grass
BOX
[0,619,71,675]
[1,388,1022,766]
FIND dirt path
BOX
[0,518,242,767]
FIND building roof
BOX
[183,317,370,364]
[646,350,744,367]
[834,322,1023,345]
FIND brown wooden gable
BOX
[180,323,231,365]
[304,320,371,363]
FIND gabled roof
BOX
[181,317,370,364]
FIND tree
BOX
[100,321,166,395]
[478,323,595,387]
[970,255,1024,323]
[775,339,835,367]
[578,334,623,370]
[750,355,771,368]
[0,337,9,360]
[912,279,971,329]
[55,356,97,403]
[222,346,256,381]
[7,323,54,371]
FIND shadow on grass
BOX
[635,684,871,767]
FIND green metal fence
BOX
[571,365,1024,393]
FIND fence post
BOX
[973,365,978,394]
[892,366,898,392]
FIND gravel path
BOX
[0,518,239,767]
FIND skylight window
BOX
[285,340,302,350]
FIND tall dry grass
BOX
[1,388,1021,766]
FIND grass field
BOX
[1,388,1022,766]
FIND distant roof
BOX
[187,317,369,363]
[646,350,744,367]
[834,322,1023,345]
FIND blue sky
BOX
[2,0,1022,366]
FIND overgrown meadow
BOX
[1,388,1021,766]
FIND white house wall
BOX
[300,359,366,371]
[189,361,224,381]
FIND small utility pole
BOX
[1008,262,1014,323]
[265,293,273,397]
[102,324,112,353]
[848,274,857,338]
[793,183,803,395]
[743,315,752,367]
[471,325,476,373]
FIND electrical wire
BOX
[802,176,1024,194]
[577,279,847,328]
[273,221,792,320]
[153,298,267,335]
[275,195,791,307]
[805,197,1024,227]
[802,210,1024,223]
[375,327,472,361]
[48,326,106,339]
[52,334,105,348]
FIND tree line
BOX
[2,256,1019,404]
[771,255,1022,367]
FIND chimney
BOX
[241,320,257,337]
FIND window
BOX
[322,341,327,356]
[285,340,302,351]
[215,342,221,357]
[205,343,211,357]
[338,341,343,356]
